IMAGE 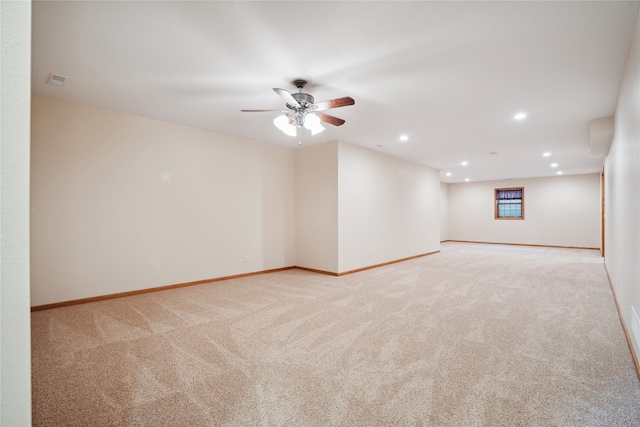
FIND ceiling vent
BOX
[47,73,67,87]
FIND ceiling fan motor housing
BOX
[290,92,314,109]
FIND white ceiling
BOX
[32,1,640,183]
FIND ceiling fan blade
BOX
[241,109,281,112]
[316,112,346,126]
[273,88,301,108]
[313,96,355,111]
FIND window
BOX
[495,187,524,220]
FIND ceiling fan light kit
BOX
[242,79,355,140]
[273,112,325,137]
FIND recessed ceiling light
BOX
[557,171,563,175]
[543,152,552,157]
[514,113,527,120]
[550,163,558,167]
[461,161,468,166]
[465,178,470,182]
[445,172,452,176]
[399,134,409,142]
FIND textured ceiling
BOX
[32,1,640,183]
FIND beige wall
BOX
[31,96,296,306]
[448,174,601,248]
[337,142,440,272]
[294,141,339,272]
[440,183,449,241]
[295,141,441,274]
[604,8,640,355]
[31,98,443,300]
[1,1,32,424]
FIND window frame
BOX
[494,187,525,220]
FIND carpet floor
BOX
[31,242,640,426]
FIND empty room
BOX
[3,1,640,425]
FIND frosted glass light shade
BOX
[303,113,325,135]
[273,115,296,137]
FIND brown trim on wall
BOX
[604,264,640,381]
[601,167,605,257]
[336,251,440,276]
[31,252,442,311]
[31,266,296,311]
[296,252,440,277]
[442,240,599,251]
[295,266,340,276]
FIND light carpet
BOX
[31,242,640,426]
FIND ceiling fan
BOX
[241,79,355,137]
